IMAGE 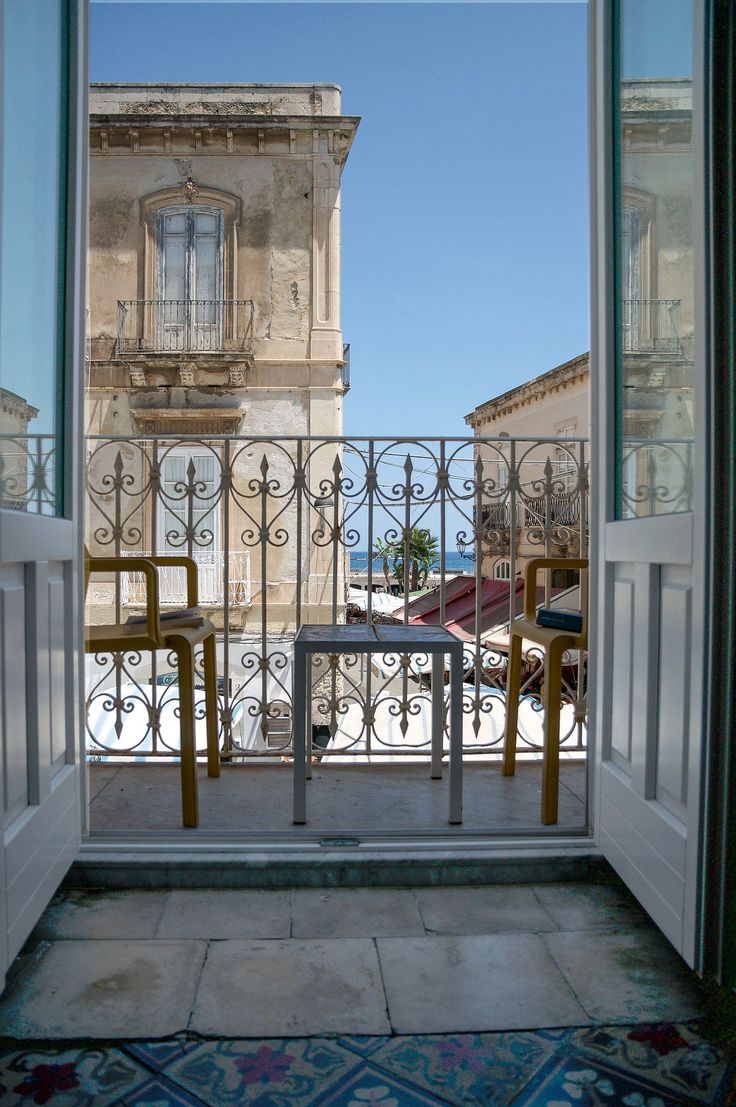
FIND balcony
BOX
[116,299,254,355]
[622,298,681,354]
[85,434,591,834]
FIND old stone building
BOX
[86,83,359,629]
[465,353,589,582]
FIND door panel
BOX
[0,0,87,987]
[591,0,705,966]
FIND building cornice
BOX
[90,116,359,165]
[465,353,589,429]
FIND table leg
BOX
[449,646,463,824]
[306,653,313,781]
[293,646,307,824]
[431,651,444,779]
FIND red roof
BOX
[405,574,527,639]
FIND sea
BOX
[349,551,468,574]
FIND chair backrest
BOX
[523,557,589,638]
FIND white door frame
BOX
[0,0,88,980]
[589,0,710,968]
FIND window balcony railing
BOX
[116,299,254,355]
[84,434,591,766]
[120,549,252,607]
[622,298,681,354]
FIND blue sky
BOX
[91,2,589,437]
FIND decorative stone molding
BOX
[128,367,147,387]
[178,365,197,387]
[465,353,590,429]
[131,407,245,435]
[228,366,246,387]
[182,176,199,203]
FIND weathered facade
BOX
[465,352,590,581]
[86,83,359,628]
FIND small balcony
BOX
[622,298,681,354]
[84,433,592,835]
[116,299,254,355]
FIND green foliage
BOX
[372,528,440,593]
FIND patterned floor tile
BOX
[124,1036,202,1073]
[571,1022,734,1104]
[338,1036,393,1058]
[510,1052,694,1106]
[0,1045,150,1105]
[369,1031,569,1106]
[161,1037,360,1105]
[119,1074,210,1106]
[308,1061,450,1106]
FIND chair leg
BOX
[203,632,220,779]
[541,646,563,825]
[175,641,198,829]
[502,633,523,777]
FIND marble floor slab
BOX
[191,938,391,1037]
[0,939,206,1039]
[377,933,589,1033]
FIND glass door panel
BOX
[0,0,67,515]
[614,0,695,518]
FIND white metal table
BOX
[292,624,464,825]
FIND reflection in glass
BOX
[615,0,694,518]
[0,1,66,515]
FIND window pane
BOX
[614,0,694,518]
[162,231,187,301]
[0,0,66,515]
[193,235,218,302]
[195,212,218,234]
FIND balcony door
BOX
[591,0,706,967]
[0,0,87,988]
[156,207,223,351]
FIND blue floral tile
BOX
[125,1036,201,1072]
[338,1036,392,1058]
[119,1074,210,1106]
[511,1053,693,1106]
[571,1022,732,1104]
[161,1038,359,1105]
[0,1045,150,1105]
[308,1062,449,1106]
[370,1032,562,1106]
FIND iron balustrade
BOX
[0,434,57,515]
[622,298,681,354]
[116,299,254,354]
[84,434,591,765]
[120,549,252,607]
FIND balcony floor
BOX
[89,758,587,836]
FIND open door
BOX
[591,0,708,966]
[0,0,88,987]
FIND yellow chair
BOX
[502,557,588,825]
[84,552,220,827]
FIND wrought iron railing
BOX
[622,298,681,354]
[120,549,252,606]
[116,299,254,354]
[84,435,590,764]
[621,436,693,517]
[0,434,57,515]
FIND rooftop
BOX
[465,351,589,428]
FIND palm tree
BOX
[372,528,440,593]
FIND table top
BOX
[294,623,463,650]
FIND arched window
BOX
[138,186,241,353]
[156,206,224,350]
[494,559,511,581]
